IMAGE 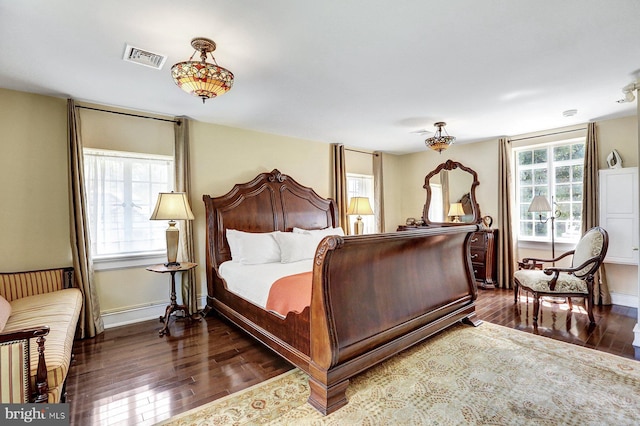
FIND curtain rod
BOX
[76,105,179,124]
[345,148,380,156]
[510,127,587,142]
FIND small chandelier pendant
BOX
[171,37,234,103]
[425,121,456,153]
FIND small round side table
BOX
[146,262,198,337]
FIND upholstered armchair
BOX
[513,227,608,324]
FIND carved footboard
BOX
[308,225,479,414]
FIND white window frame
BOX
[514,137,585,245]
[346,173,375,234]
[83,148,174,270]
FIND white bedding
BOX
[218,259,313,308]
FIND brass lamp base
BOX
[353,216,364,235]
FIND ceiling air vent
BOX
[122,44,167,70]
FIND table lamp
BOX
[150,192,195,266]
[448,202,465,223]
[346,197,374,235]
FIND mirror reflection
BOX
[423,160,481,225]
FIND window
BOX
[515,138,584,243]
[346,173,375,234]
[84,149,174,261]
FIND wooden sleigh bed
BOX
[202,169,481,415]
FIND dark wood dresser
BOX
[468,229,498,289]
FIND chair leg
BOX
[514,281,519,303]
[586,279,595,324]
[585,295,595,324]
[532,294,540,323]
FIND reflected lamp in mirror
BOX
[448,203,465,223]
[150,192,195,266]
[347,197,374,235]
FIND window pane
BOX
[553,145,570,161]
[572,183,583,201]
[555,166,570,183]
[556,202,570,219]
[572,203,582,221]
[533,169,547,185]
[534,221,548,237]
[519,170,532,185]
[518,151,532,166]
[533,149,547,164]
[556,185,570,201]
[520,187,533,203]
[571,164,583,182]
[571,143,585,159]
[520,221,533,237]
[533,186,548,199]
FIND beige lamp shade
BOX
[150,192,194,266]
[448,202,465,223]
[346,197,374,216]
[528,195,552,213]
[150,192,195,220]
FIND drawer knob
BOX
[470,238,479,243]
[471,254,478,259]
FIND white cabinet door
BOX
[599,167,638,264]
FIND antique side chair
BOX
[513,227,608,324]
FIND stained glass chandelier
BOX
[425,122,456,153]
[171,37,234,103]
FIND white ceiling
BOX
[1,1,639,154]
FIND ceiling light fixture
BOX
[170,37,234,103]
[616,82,638,104]
[425,122,456,153]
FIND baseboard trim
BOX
[610,292,638,308]
[102,296,207,329]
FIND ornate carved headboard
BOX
[203,169,338,268]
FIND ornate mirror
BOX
[422,160,481,226]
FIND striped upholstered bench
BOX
[0,267,83,403]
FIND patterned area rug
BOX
[158,322,640,425]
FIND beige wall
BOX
[2,86,637,317]
[189,120,333,297]
[1,89,71,270]
[397,139,499,227]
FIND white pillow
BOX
[274,232,319,263]
[293,226,345,237]
[226,229,281,264]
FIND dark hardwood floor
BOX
[66,288,639,425]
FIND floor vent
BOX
[123,44,167,70]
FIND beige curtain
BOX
[373,152,385,233]
[498,137,516,289]
[174,117,198,315]
[67,99,104,338]
[582,122,611,305]
[332,144,349,234]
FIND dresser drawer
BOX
[469,232,487,247]
[469,248,486,263]
[472,264,486,279]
